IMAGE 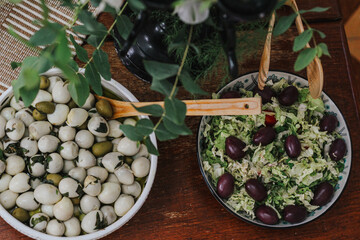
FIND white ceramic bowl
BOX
[197,71,352,228]
[0,68,158,239]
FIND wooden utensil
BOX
[285,0,324,98]
[95,95,262,119]
[258,12,276,90]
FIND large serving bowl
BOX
[0,68,158,239]
[197,71,352,228]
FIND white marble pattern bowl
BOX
[197,71,351,228]
[0,68,158,239]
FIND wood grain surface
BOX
[1,0,359,239]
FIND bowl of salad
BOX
[0,68,158,239]
[197,71,351,227]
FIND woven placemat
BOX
[0,0,94,94]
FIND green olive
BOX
[77,119,88,130]
[33,109,47,121]
[12,208,30,222]
[46,173,62,186]
[39,76,50,90]
[71,197,80,205]
[125,157,133,165]
[79,213,86,222]
[68,99,78,109]
[92,141,112,157]
[35,101,55,114]
[29,207,41,217]
[95,99,113,119]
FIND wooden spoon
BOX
[258,12,276,90]
[285,0,324,98]
[95,95,262,119]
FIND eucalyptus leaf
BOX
[155,122,178,141]
[68,73,90,107]
[73,25,92,35]
[84,62,103,96]
[273,13,297,37]
[128,0,146,12]
[298,7,330,14]
[317,43,330,57]
[55,32,71,65]
[87,34,104,47]
[164,97,187,125]
[78,10,107,36]
[70,35,89,62]
[120,125,144,141]
[68,59,79,71]
[93,49,111,80]
[293,29,313,52]
[150,79,175,96]
[143,60,179,80]
[163,118,192,136]
[179,71,207,95]
[136,119,154,135]
[314,29,326,39]
[11,61,22,70]
[144,137,159,156]
[294,48,317,71]
[29,25,57,46]
[18,68,40,106]
[132,104,163,117]
[116,15,133,40]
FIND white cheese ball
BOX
[41,204,54,218]
[16,191,39,211]
[46,219,65,236]
[87,116,109,137]
[30,213,50,232]
[47,104,69,126]
[123,118,137,126]
[0,115,6,138]
[62,160,76,174]
[68,167,86,184]
[64,217,81,237]
[80,194,101,214]
[6,155,25,175]
[0,161,5,175]
[29,121,53,140]
[95,136,107,143]
[34,184,62,205]
[133,144,149,159]
[38,135,60,153]
[114,165,134,185]
[108,120,123,138]
[0,174,12,192]
[31,90,52,107]
[114,194,134,217]
[20,137,38,157]
[81,210,104,233]
[30,178,42,190]
[77,149,96,169]
[122,181,142,198]
[28,155,46,177]
[111,138,122,152]
[58,126,76,142]
[131,157,151,178]
[98,182,121,204]
[88,108,100,117]
[10,96,25,111]
[106,173,120,184]
[66,108,88,127]
[47,76,62,93]
[59,178,81,198]
[87,166,108,183]
[100,205,117,225]
[46,153,64,174]
[0,190,18,209]
[60,141,79,160]
[1,107,16,121]
[102,152,124,173]
[6,118,25,141]
[9,173,31,193]
[15,108,34,127]
[83,175,101,197]
[52,81,71,103]
[75,130,94,149]
[53,197,74,221]
[82,94,95,110]
[117,137,140,156]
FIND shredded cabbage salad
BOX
[201,78,345,220]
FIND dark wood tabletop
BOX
[1,0,359,239]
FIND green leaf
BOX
[314,29,326,39]
[18,68,40,106]
[68,73,90,107]
[273,13,297,36]
[68,59,79,71]
[93,49,111,80]
[90,0,101,7]
[144,137,159,156]
[163,118,192,136]
[179,71,207,95]
[143,60,179,80]
[155,122,178,141]
[317,43,330,57]
[298,7,330,14]
[84,62,103,96]
[150,79,175,96]
[136,119,154,135]
[9,0,23,3]
[128,0,146,12]
[55,32,71,65]
[70,35,89,62]
[116,15,133,40]
[87,34,104,47]
[164,97,187,125]
[29,26,57,46]
[293,29,313,52]
[73,25,92,35]
[294,48,317,71]
[132,104,163,117]
[120,125,144,141]
[11,61,22,70]
[78,10,107,36]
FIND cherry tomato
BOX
[265,114,276,126]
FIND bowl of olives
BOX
[0,68,158,239]
[197,71,351,227]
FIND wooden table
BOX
[1,0,359,239]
